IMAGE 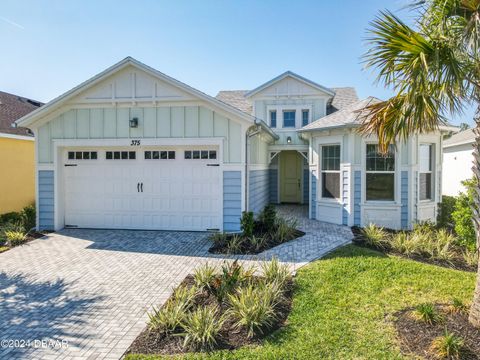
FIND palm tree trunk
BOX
[469,110,480,327]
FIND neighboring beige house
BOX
[442,129,475,196]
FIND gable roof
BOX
[244,71,336,98]
[16,57,258,129]
[0,91,42,136]
[300,97,381,132]
[215,87,358,116]
[443,128,475,148]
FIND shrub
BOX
[423,229,456,262]
[249,235,268,252]
[21,204,36,231]
[447,298,469,314]
[413,221,436,235]
[194,263,217,291]
[391,232,417,256]
[1,222,27,247]
[212,260,243,301]
[0,212,23,226]
[413,303,443,325]
[462,248,478,267]
[210,232,228,247]
[259,204,277,233]
[261,258,291,289]
[274,217,299,244]
[452,178,477,251]
[226,234,244,254]
[180,305,224,351]
[227,281,281,338]
[240,211,254,238]
[148,286,195,333]
[430,331,464,359]
[361,223,389,249]
[437,196,456,230]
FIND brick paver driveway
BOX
[0,206,352,359]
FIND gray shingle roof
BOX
[215,90,252,114]
[300,97,380,131]
[0,91,42,136]
[443,128,475,147]
[215,87,359,117]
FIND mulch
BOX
[126,274,293,356]
[394,305,480,359]
[0,231,51,253]
[351,227,477,272]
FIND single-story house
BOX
[0,91,42,214]
[442,129,475,196]
[16,57,453,232]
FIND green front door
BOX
[280,151,302,203]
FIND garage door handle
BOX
[137,183,140,192]
[140,183,143,192]
[206,164,219,166]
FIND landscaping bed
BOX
[208,205,305,255]
[126,259,293,356]
[352,224,478,272]
[395,304,480,359]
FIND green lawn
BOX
[126,245,476,359]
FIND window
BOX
[184,150,217,160]
[366,144,395,201]
[302,110,309,127]
[270,110,277,128]
[283,110,296,128]
[68,151,97,160]
[321,145,341,199]
[106,151,136,160]
[144,151,175,160]
[419,144,433,200]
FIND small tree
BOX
[452,179,478,251]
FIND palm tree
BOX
[361,0,480,326]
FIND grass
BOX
[126,245,475,359]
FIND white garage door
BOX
[63,147,222,231]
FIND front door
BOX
[280,151,302,203]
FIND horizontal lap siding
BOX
[311,172,317,219]
[223,171,241,232]
[249,170,269,215]
[38,170,54,230]
[269,169,278,204]
[303,169,309,204]
[342,170,349,225]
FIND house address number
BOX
[131,140,141,146]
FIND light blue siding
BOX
[311,172,317,219]
[342,170,349,225]
[223,171,242,232]
[354,171,361,226]
[303,169,309,204]
[269,169,278,203]
[249,170,269,215]
[414,171,418,221]
[401,171,409,229]
[38,170,54,230]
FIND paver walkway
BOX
[0,206,351,359]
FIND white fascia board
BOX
[16,57,256,128]
[0,132,35,141]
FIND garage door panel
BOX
[64,146,222,231]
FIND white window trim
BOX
[269,110,277,128]
[364,142,397,203]
[265,104,313,129]
[319,143,342,203]
[419,143,435,203]
[301,109,310,127]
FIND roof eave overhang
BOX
[16,57,257,128]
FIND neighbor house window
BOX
[321,145,341,199]
[366,144,395,201]
[302,110,309,126]
[419,144,433,200]
[270,110,277,128]
[283,110,296,128]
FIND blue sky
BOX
[0,0,473,125]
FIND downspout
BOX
[245,125,261,212]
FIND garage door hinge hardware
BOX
[64,164,77,167]
[206,164,219,166]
